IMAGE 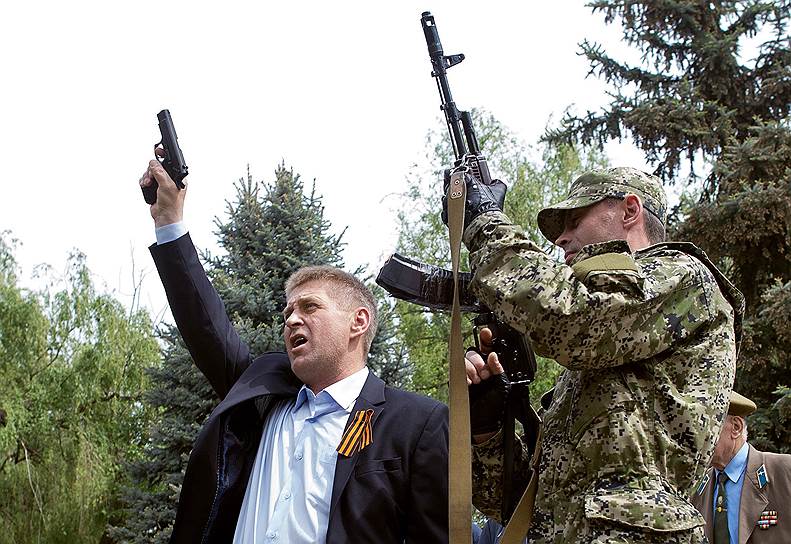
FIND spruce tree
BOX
[206,164,345,354]
[548,0,791,450]
[110,164,347,542]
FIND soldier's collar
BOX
[568,240,631,266]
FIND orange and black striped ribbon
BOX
[337,409,374,457]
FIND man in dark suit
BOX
[140,157,449,543]
[691,391,791,544]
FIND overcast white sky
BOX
[1,0,650,319]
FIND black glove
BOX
[468,352,511,436]
[441,168,507,228]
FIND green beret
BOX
[728,391,757,417]
[537,167,667,243]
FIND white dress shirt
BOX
[232,367,369,544]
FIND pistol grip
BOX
[142,162,186,205]
[142,182,158,205]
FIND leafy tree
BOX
[548,0,791,450]
[0,233,159,543]
[111,163,399,542]
[391,111,607,402]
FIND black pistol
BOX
[142,109,188,205]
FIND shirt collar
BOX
[324,366,369,411]
[294,366,369,413]
[721,441,750,484]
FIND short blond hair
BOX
[285,265,378,357]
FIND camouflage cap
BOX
[728,390,757,417]
[537,167,667,243]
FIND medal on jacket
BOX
[756,464,769,488]
[695,473,709,496]
[337,409,374,457]
[757,510,777,530]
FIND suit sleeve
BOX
[406,402,449,543]
[150,233,252,399]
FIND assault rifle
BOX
[375,12,538,522]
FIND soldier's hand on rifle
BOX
[467,327,509,443]
[466,327,503,384]
[441,169,507,229]
[140,149,187,228]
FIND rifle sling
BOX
[500,420,543,544]
[447,170,472,543]
[501,395,517,522]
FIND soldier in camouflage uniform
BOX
[456,167,744,543]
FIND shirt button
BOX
[295,451,303,460]
[283,491,291,500]
[267,531,277,540]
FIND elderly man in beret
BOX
[457,167,745,543]
[692,391,791,544]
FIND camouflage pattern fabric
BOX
[464,211,744,544]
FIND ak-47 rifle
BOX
[375,12,538,522]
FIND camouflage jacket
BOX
[464,212,744,543]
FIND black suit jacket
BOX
[151,234,449,543]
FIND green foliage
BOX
[0,232,160,543]
[675,122,791,304]
[738,278,791,450]
[109,326,212,544]
[366,285,413,390]
[550,0,791,451]
[392,112,606,403]
[550,0,791,185]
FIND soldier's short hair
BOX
[644,210,666,244]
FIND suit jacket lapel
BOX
[328,371,386,521]
[739,445,769,544]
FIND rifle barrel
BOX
[421,11,467,159]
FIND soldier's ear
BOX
[730,415,746,439]
[622,194,643,229]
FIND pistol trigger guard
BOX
[154,142,166,164]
